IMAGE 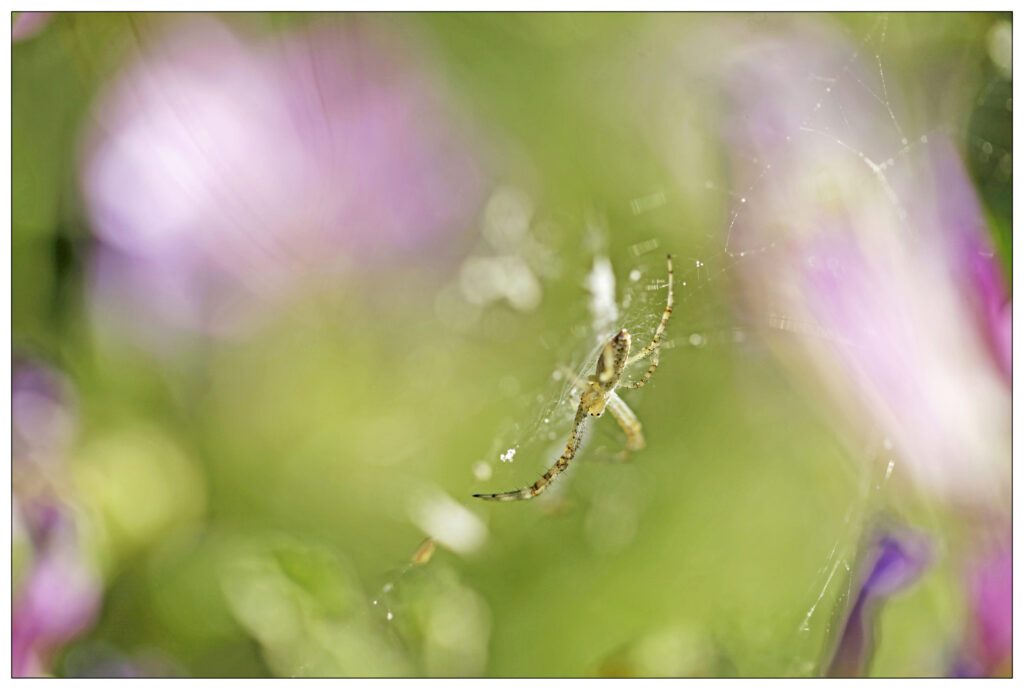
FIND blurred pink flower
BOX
[12,360,101,677]
[13,505,101,677]
[12,12,53,42]
[712,25,1011,677]
[719,22,1010,511]
[80,18,487,337]
[952,542,1012,677]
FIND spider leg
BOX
[626,254,674,367]
[621,351,660,390]
[605,390,645,455]
[473,406,589,502]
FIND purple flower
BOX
[12,505,102,677]
[12,360,77,463]
[80,17,487,339]
[825,528,931,677]
[12,360,101,677]
[719,21,1011,511]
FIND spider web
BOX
[641,14,1008,675]
[356,12,1007,676]
[466,238,675,506]
[459,13,1006,675]
[24,11,1008,678]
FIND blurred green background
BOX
[12,12,1011,677]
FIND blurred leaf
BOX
[219,536,412,677]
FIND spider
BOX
[473,254,674,502]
